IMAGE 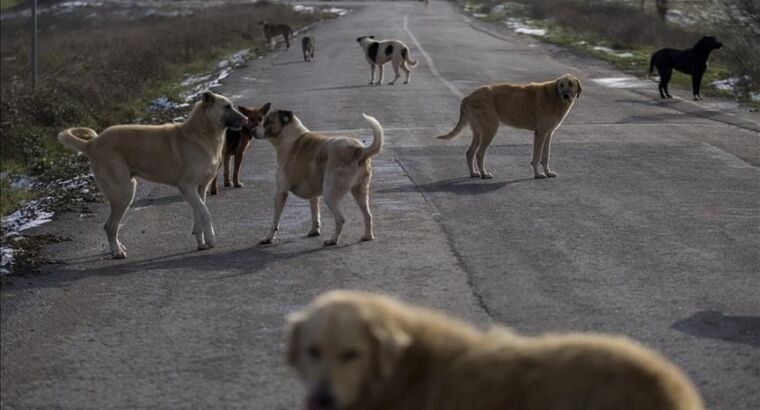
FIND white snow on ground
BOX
[293,5,348,17]
[1,174,93,276]
[710,76,746,91]
[592,46,634,58]
[591,76,651,89]
[752,93,760,102]
[504,18,546,36]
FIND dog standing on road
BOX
[260,20,293,50]
[437,74,582,179]
[287,290,704,410]
[209,103,270,195]
[649,36,723,100]
[302,35,316,62]
[57,92,246,258]
[356,36,418,85]
[253,110,383,246]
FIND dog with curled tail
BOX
[356,35,418,85]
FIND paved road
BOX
[2,2,759,409]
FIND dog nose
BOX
[308,385,336,410]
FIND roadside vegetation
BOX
[462,0,759,106]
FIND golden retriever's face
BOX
[287,299,410,410]
[555,74,582,101]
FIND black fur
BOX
[368,42,379,63]
[649,36,723,100]
[401,48,408,60]
[384,44,393,56]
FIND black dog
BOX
[649,36,723,100]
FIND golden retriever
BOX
[57,91,246,258]
[287,291,703,410]
[437,74,581,179]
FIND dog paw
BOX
[360,235,374,242]
[197,243,212,251]
[545,171,557,177]
[470,172,481,178]
[223,181,232,187]
[323,239,338,246]
[307,229,321,237]
[112,250,127,259]
[258,238,274,245]
[534,173,547,179]
[234,182,244,188]
[480,172,493,179]
[403,81,409,84]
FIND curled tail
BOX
[401,47,418,67]
[57,127,97,155]
[436,97,469,140]
[358,113,384,164]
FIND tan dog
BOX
[437,74,582,179]
[57,92,246,258]
[209,103,270,195]
[253,110,383,246]
[287,291,704,410]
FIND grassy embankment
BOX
[0,1,322,217]
[463,0,759,105]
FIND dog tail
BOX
[401,47,418,67]
[436,97,469,140]
[358,113,384,164]
[648,55,655,76]
[57,127,97,155]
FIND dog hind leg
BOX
[223,154,233,187]
[692,72,703,100]
[352,178,373,241]
[540,130,557,177]
[369,63,376,85]
[466,129,481,178]
[389,61,401,85]
[94,163,135,259]
[377,64,384,85]
[323,173,351,246]
[308,197,321,237]
[401,61,411,84]
[233,153,245,188]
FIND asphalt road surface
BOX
[2,2,759,409]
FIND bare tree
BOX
[655,0,668,22]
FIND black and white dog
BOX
[649,36,723,100]
[356,36,418,85]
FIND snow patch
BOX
[504,18,546,36]
[710,76,746,92]
[592,46,634,58]
[591,76,650,89]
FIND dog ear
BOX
[555,79,562,99]
[279,110,293,125]
[370,320,411,380]
[261,102,271,115]
[202,91,215,104]
[369,35,375,39]
[576,79,582,98]
[286,311,306,365]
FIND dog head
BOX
[695,36,723,52]
[253,109,300,140]
[555,74,582,101]
[356,35,375,45]
[201,91,247,131]
[287,291,411,410]
[237,103,271,137]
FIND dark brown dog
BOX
[210,103,270,195]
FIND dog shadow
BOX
[378,177,531,196]
[272,60,308,67]
[672,310,760,348]
[305,84,374,93]
[132,194,184,209]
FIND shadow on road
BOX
[672,310,760,348]
[378,177,531,196]
[132,194,184,209]
[305,84,370,93]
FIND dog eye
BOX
[307,345,321,360]
[340,349,358,363]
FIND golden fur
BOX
[57,92,246,258]
[437,73,582,179]
[253,111,383,246]
[288,291,704,410]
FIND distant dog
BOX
[209,103,270,195]
[259,21,293,49]
[437,74,581,179]
[288,290,705,410]
[58,92,246,258]
[649,36,723,100]
[356,36,418,85]
[253,110,383,246]
[302,35,316,62]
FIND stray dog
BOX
[302,35,316,62]
[287,290,705,410]
[356,36,418,85]
[260,20,293,49]
[57,92,246,258]
[649,36,723,100]
[209,103,270,195]
[253,110,383,246]
[437,74,581,179]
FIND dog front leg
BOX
[377,64,384,85]
[540,130,557,177]
[260,191,288,244]
[307,196,321,237]
[531,131,548,179]
[389,62,400,85]
[369,64,376,85]
[692,72,703,100]
[180,184,215,250]
[223,154,233,187]
[233,153,245,188]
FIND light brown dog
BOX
[209,103,270,195]
[253,111,383,246]
[57,92,246,258]
[287,291,704,410]
[437,74,582,179]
